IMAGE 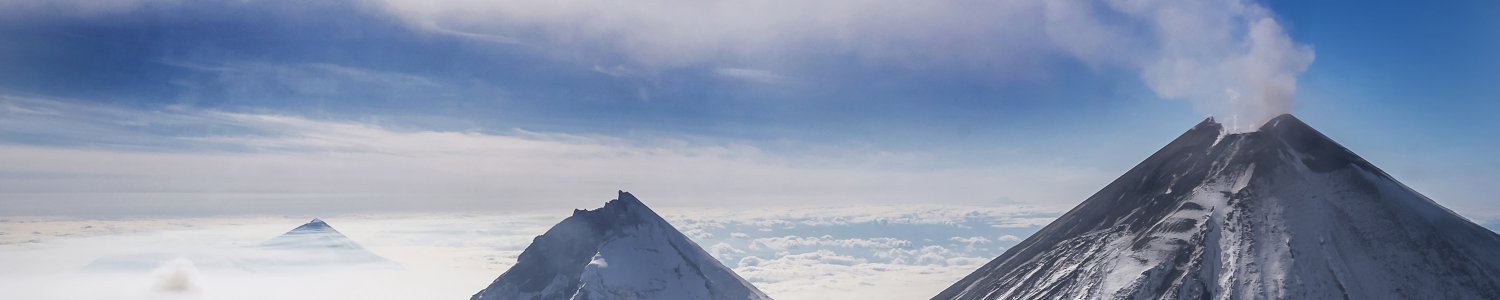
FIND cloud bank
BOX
[377,0,1313,130]
[0,205,1061,300]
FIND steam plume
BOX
[376,0,1313,131]
[1047,0,1314,132]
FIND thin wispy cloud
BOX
[0,96,1109,215]
[715,68,791,84]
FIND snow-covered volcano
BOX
[934,114,1500,299]
[471,191,771,300]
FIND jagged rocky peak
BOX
[934,114,1500,300]
[570,190,655,225]
[472,191,772,300]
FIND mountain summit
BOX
[935,114,1500,299]
[262,219,361,249]
[472,191,771,300]
[258,218,391,265]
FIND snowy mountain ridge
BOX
[934,114,1500,300]
[472,191,772,300]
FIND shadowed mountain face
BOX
[472,191,771,300]
[935,115,1500,300]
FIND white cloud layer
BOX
[654,204,1061,298]
[0,205,1057,300]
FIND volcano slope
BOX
[934,114,1500,300]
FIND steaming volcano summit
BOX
[934,114,1500,299]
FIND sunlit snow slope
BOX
[472,191,772,300]
[934,114,1500,300]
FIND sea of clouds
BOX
[0,204,1063,300]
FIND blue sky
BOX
[0,0,1496,225]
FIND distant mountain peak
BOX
[86,218,393,271]
[257,218,391,266]
[263,219,355,248]
[287,218,334,233]
[473,191,770,300]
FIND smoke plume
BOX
[376,0,1313,131]
[1046,0,1315,131]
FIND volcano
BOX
[934,114,1500,299]
[256,218,392,266]
[471,191,771,300]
